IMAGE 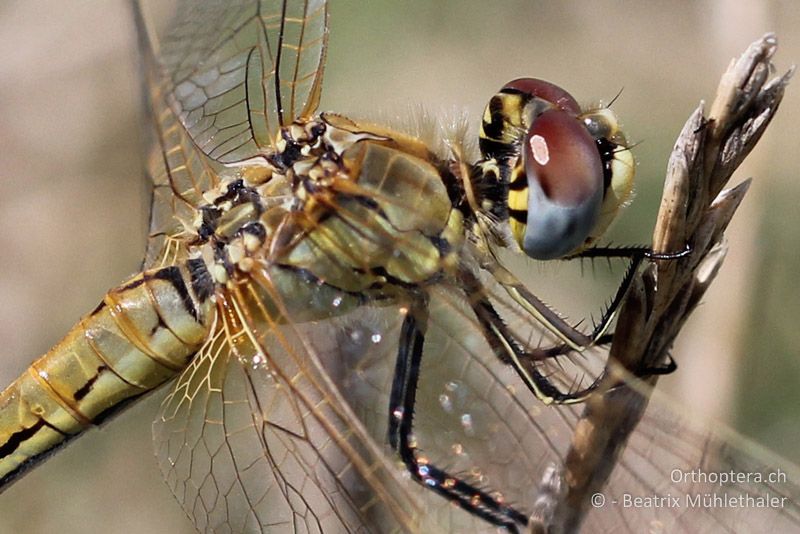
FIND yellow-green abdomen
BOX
[0,262,214,488]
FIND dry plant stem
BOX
[546,33,793,533]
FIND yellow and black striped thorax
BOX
[476,83,556,232]
[479,88,529,165]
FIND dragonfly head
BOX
[477,78,635,260]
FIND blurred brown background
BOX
[0,1,798,532]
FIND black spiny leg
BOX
[470,292,605,405]
[476,244,687,402]
[572,245,690,326]
[387,297,529,533]
[569,244,689,376]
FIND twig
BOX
[545,33,793,533]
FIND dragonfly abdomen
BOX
[0,262,214,490]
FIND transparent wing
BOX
[312,287,583,531]
[156,0,328,164]
[135,0,224,269]
[154,286,422,534]
[314,283,800,532]
[142,71,225,269]
[135,0,327,267]
[146,171,800,533]
[439,275,800,532]
[579,386,800,533]
[151,257,596,531]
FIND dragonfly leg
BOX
[486,243,690,355]
[521,331,677,405]
[568,243,690,342]
[572,243,692,262]
[471,243,688,403]
[561,245,686,379]
[386,295,529,532]
[534,333,613,359]
[467,287,605,405]
[641,354,677,376]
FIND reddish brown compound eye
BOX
[503,78,582,115]
[519,108,604,259]
[482,77,633,259]
[524,109,603,206]
[503,81,605,260]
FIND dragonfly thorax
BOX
[189,178,268,285]
[259,114,468,292]
[184,115,381,287]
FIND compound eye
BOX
[525,110,602,206]
[503,78,582,115]
[480,78,583,162]
[517,108,605,260]
[482,78,634,259]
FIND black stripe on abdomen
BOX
[151,267,198,321]
[0,418,66,459]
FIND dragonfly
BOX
[0,1,798,533]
